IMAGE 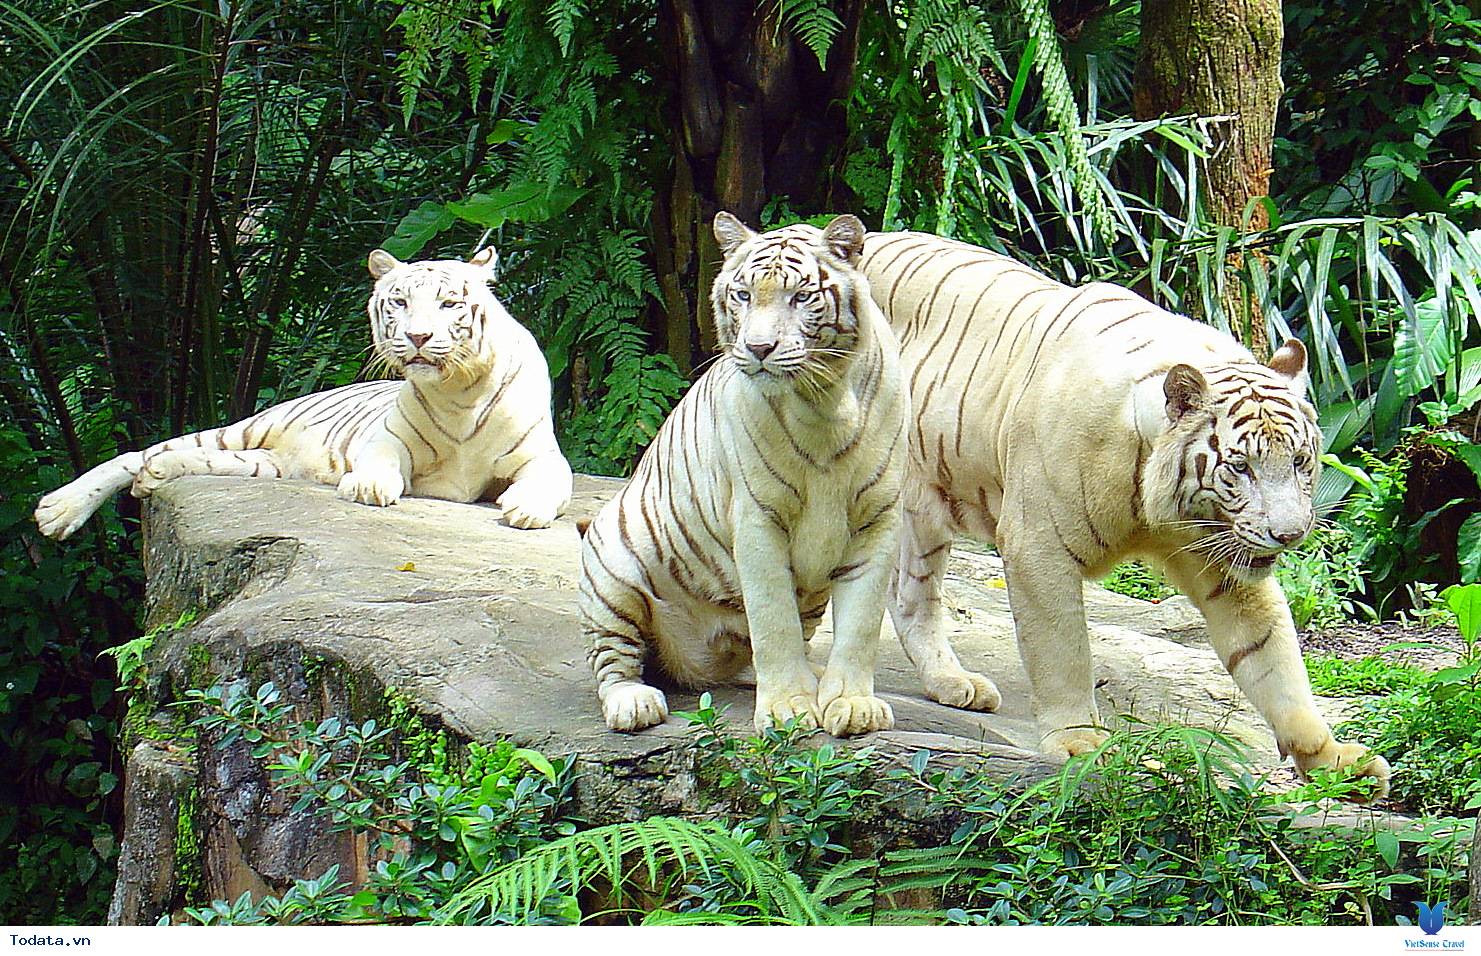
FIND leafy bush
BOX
[1337,584,1481,815]
[1278,526,1374,629]
[1306,657,1427,698]
[175,681,1471,925]
[1100,562,1177,603]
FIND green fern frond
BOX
[776,0,844,69]
[1016,0,1115,246]
[438,817,835,925]
[546,0,587,57]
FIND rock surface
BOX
[113,474,1353,922]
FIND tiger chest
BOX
[783,474,858,595]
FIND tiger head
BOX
[710,211,868,394]
[1149,339,1321,581]
[365,247,502,385]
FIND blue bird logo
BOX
[1416,901,1447,936]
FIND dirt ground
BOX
[1300,623,1468,669]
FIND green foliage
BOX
[0,422,136,924]
[1334,584,1481,814]
[178,681,576,924]
[1276,526,1374,629]
[178,683,1471,925]
[1100,562,1176,603]
[681,694,876,872]
[1305,657,1427,698]
[892,723,1467,925]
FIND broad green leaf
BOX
[1391,297,1455,400]
[1442,583,1481,642]
[1374,829,1399,869]
[1459,516,1481,584]
[382,201,456,259]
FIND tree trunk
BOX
[652,0,864,373]
[1134,0,1281,358]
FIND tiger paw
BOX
[601,683,669,732]
[820,693,894,737]
[497,486,560,529]
[337,470,403,507]
[753,687,822,734]
[1292,739,1391,803]
[130,451,190,497]
[921,666,1001,712]
[34,490,90,541]
[1041,726,1109,758]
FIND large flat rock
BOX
[115,474,1368,922]
[142,475,1353,773]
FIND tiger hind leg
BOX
[34,452,145,541]
[580,555,667,731]
[889,489,1001,712]
[132,445,284,497]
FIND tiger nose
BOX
[1272,527,1305,545]
[406,332,432,348]
[745,339,777,361]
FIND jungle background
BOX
[2,0,1480,925]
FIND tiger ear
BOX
[1267,338,1309,393]
[713,211,756,257]
[1164,364,1209,422]
[367,249,402,279]
[821,214,866,262]
[468,246,500,278]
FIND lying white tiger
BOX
[35,247,573,539]
[579,213,908,737]
[860,231,1390,797]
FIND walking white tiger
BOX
[34,247,573,539]
[859,231,1390,798]
[579,213,909,737]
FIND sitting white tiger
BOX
[859,231,1390,798]
[35,247,573,539]
[579,213,908,737]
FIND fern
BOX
[546,0,587,57]
[1017,0,1115,245]
[438,818,836,925]
[776,0,844,69]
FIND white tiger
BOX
[859,231,1390,798]
[578,213,909,737]
[34,247,573,539]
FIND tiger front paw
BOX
[754,684,822,734]
[336,470,404,507]
[496,485,561,529]
[34,490,91,541]
[921,666,1001,712]
[1041,726,1109,759]
[820,693,894,737]
[1292,739,1392,803]
[601,683,669,732]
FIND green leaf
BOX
[1459,517,1481,584]
[1391,298,1456,400]
[1442,583,1481,642]
[1374,829,1399,869]
[446,183,585,229]
[382,201,456,260]
[510,747,557,782]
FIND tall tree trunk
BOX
[652,0,864,373]
[1134,0,1282,358]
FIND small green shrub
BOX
[1337,584,1481,815]
[178,681,577,925]
[1306,656,1426,697]
[1278,526,1373,629]
[1100,562,1176,602]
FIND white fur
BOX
[580,215,908,736]
[861,231,1390,799]
[35,249,572,539]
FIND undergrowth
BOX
[171,684,1472,926]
